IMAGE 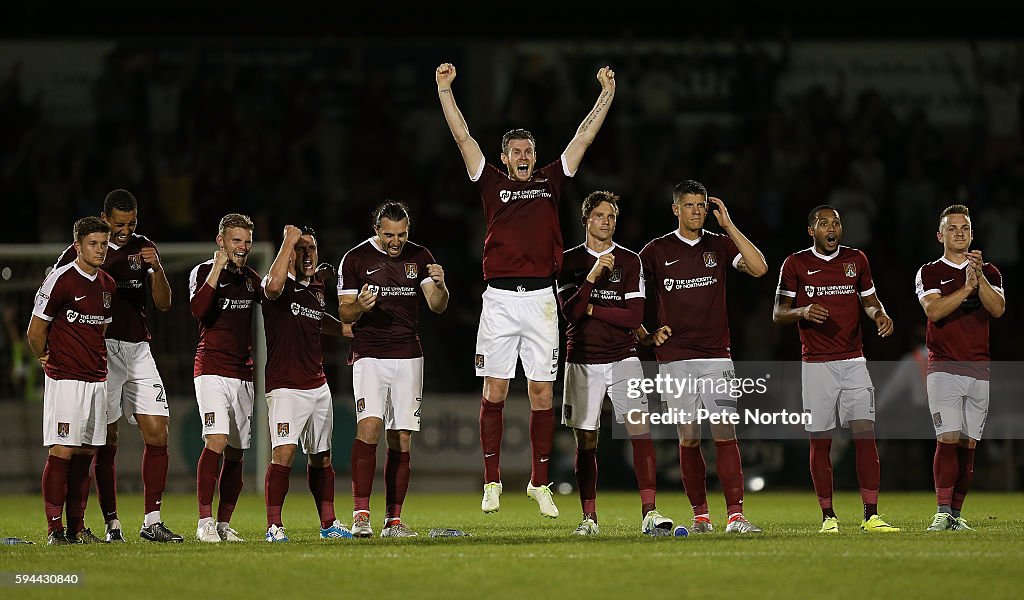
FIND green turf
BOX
[1,491,1022,599]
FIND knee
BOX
[527,382,553,409]
[356,418,383,444]
[205,435,229,454]
[483,378,510,403]
[308,452,331,468]
[272,445,297,466]
[574,429,599,450]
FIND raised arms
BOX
[562,66,616,175]
[436,63,485,179]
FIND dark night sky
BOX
[0,3,1017,41]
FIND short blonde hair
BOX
[218,213,254,236]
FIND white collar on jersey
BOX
[72,261,98,281]
[107,240,122,250]
[286,271,310,287]
[673,230,703,246]
[810,246,842,261]
[940,256,970,269]
[586,242,618,258]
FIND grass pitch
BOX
[1,490,1022,599]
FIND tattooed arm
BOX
[436,62,485,178]
[563,66,616,175]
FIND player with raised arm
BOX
[338,202,448,538]
[773,205,900,534]
[637,180,768,534]
[188,213,260,543]
[262,225,353,542]
[557,190,671,536]
[436,61,616,517]
[28,217,116,544]
[915,205,1005,531]
[52,189,181,543]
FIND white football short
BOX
[562,358,648,430]
[475,286,559,382]
[926,371,989,441]
[194,375,254,449]
[267,383,334,454]
[105,339,169,425]
[43,375,107,447]
[801,358,876,432]
[658,359,740,417]
[352,357,423,431]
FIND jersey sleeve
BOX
[720,235,742,269]
[188,263,216,319]
[915,264,940,300]
[639,242,656,287]
[858,251,876,297]
[338,250,360,296]
[624,253,645,300]
[32,270,65,321]
[777,255,797,297]
[419,248,437,288]
[985,263,1004,292]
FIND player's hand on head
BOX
[708,197,732,228]
[436,63,456,87]
[801,303,829,324]
[876,313,894,337]
[597,66,616,91]
[427,263,445,286]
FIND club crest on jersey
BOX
[703,252,717,268]
[609,266,622,283]
[499,190,512,203]
[315,291,325,307]
[66,310,79,323]
[474,354,485,370]
[128,254,143,270]
[277,422,289,437]
[57,422,69,438]
[220,298,231,310]
[356,398,365,413]
[663,278,674,292]
[102,292,111,308]
[932,412,943,428]
[204,412,215,427]
[246,279,255,292]
[405,263,418,279]
[844,263,856,278]
[805,285,816,298]
[290,302,301,316]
